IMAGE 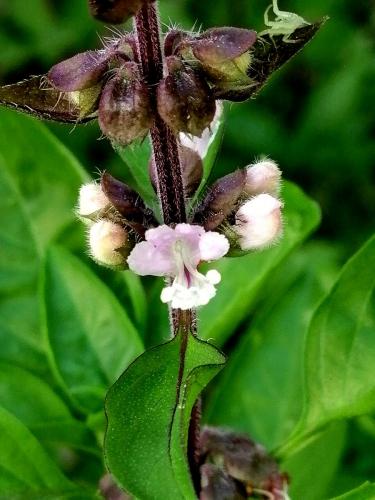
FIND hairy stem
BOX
[134,3,186,225]
[134,4,201,492]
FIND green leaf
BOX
[205,244,339,449]
[105,331,225,499]
[0,406,80,498]
[199,180,321,345]
[115,139,159,216]
[42,246,144,414]
[282,422,347,500]
[330,483,375,500]
[0,109,87,375]
[300,235,375,433]
[0,362,97,455]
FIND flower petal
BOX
[199,231,230,261]
[127,240,175,276]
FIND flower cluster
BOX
[78,133,283,310]
[46,25,260,143]
[200,427,290,500]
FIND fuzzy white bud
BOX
[244,159,281,197]
[78,182,110,218]
[89,220,128,267]
[234,194,282,250]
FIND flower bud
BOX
[244,159,281,197]
[178,28,256,101]
[195,169,247,231]
[48,50,110,92]
[149,146,203,198]
[200,464,244,500]
[89,220,130,268]
[157,56,216,137]
[88,0,154,24]
[77,182,110,220]
[101,172,152,223]
[234,194,282,250]
[68,84,102,119]
[200,427,288,499]
[98,62,153,146]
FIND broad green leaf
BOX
[115,139,159,216]
[199,181,321,345]
[205,244,339,449]
[300,235,375,434]
[0,362,97,455]
[282,422,347,500]
[331,483,375,500]
[105,331,225,499]
[0,109,87,375]
[42,246,143,414]
[0,406,81,498]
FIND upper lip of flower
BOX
[127,223,229,309]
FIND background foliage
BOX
[0,0,374,498]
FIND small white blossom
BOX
[127,223,229,310]
[89,220,127,266]
[244,159,281,197]
[234,194,282,250]
[78,182,110,218]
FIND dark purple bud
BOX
[48,50,110,92]
[164,30,190,57]
[149,145,203,198]
[178,27,256,87]
[101,171,149,222]
[98,62,153,146]
[0,75,96,123]
[88,0,154,24]
[157,56,216,137]
[200,464,245,500]
[200,427,288,499]
[194,169,246,230]
[192,27,256,66]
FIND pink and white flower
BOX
[234,194,283,250]
[127,223,229,310]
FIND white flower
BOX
[244,159,281,197]
[127,223,229,310]
[78,182,110,218]
[234,194,283,250]
[89,220,127,266]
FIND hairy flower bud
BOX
[178,28,256,101]
[157,56,216,136]
[48,50,110,92]
[88,0,155,24]
[98,62,153,146]
[195,169,247,230]
[244,159,281,197]
[78,182,110,220]
[200,464,244,500]
[149,146,203,198]
[101,172,153,226]
[200,427,288,499]
[89,220,130,267]
[234,194,283,250]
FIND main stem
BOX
[134,3,201,491]
[134,3,186,226]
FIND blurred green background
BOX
[0,0,374,255]
[0,0,374,497]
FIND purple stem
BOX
[134,4,201,493]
